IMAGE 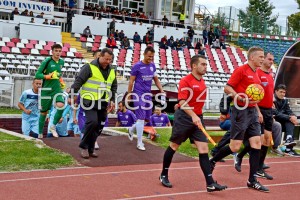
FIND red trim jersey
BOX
[227,64,261,108]
[256,68,274,108]
[178,74,207,115]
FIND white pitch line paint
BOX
[0,160,299,183]
[117,182,300,200]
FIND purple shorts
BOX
[132,95,153,120]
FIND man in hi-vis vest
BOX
[179,11,186,24]
[70,48,117,159]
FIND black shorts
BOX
[169,109,207,145]
[259,107,273,133]
[230,106,261,140]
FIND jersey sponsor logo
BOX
[51,65,56,68]
[248,76,253,79]
[192,85,200,88]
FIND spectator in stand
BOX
[132,19,137,25]
[214,25,220,39]
[273,84,300,156]
[18,79,42,138]
[21,9,28,16]
[195,41,205,56]
[121,36,132,50]
[69,0,76,8]
[50,19,56,26]
[133,32,142,44]
[106,34,118,49]
[202,28,208,45]
[220,36,226,49]
[178,10,186,24]
[148,12,153,23]
[66,8,74,32]
[160,35,168,49]
[60,0,68,12]
[186,38,194,49]
[143,32,152,45]
[150,106,171,127]
[29,18,35,23]
[221,26,227,42]
[36,12,44,18]
[148,24,155,42]
[139,21,143,25]
[167,36,175,49]
[109,18,116,36]
[115,101,137,127]
[173,39,182,51]
[118,30,125,41]
[29,11,34,17]
[162,15,169,26]
[43,19,49,25]
[187,27,195,41]
[212,39,221,49]
[82,26,92,38]
[208,27,215,46]
[10,7,19,20]
[179,38,186,49]
[114,30,120,41]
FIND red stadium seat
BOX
[62,46,69,52]
[21,48,30,55]
[44,45,52,51]
[30,40,38,45]
[94,35,102,43]
[1,46,10,53]
[80,37,87,42]
[25,43,34,49]
[91,47,99,52]
[64,43,71,48]
[75,52,83,58]
[48,41,55,46]
[40,50,49,56]
[6,42,15,48]
[11,38,20,43]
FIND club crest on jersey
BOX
[125,115,128,119]
[161,117,164,121]
[150,67,153,71]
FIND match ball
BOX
[245,84,265,101]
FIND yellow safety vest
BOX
[80,64,115,102]
[179,13,186,21]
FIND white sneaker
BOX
[128,128,134,141]
[95,141,99,150]
[137,143,146,151]
[49,125,58,137]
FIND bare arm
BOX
[127,75,136,93]
[115,121,120,127]
[179,99,202,127]
[18,102,31,114]
[153,76,164,92]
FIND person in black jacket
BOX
[273,84,300,157]
[69,48,117,159]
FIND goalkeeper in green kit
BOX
[35,44,66,138]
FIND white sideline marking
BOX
[117,182,300,200]
[0,160,299,183]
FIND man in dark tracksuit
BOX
[70,48,117,159]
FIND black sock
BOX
[249,148,260,182]
[238,142,251,159]
[199,153,214,185]
[211,145,233,163]
[258,145,268,171]
[161,146,175,176]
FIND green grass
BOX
[0,132,77,171]
[0,107,22,114]
[110,127,225,158]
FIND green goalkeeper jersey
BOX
[35,57,65,96]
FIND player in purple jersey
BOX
[116,101,137,127]
[127,46,165,151]
[151,106,171,127]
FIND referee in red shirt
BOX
[159,55,227,192]
[210,47,269,192]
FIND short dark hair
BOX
[190,54,206,67]
[275,84,286,91]
[51,44,62,50]
[93,49,101,57]
[264,52,274,58]
[100,48,113,57]
[144,46,155,54]
[118,101,125,106]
